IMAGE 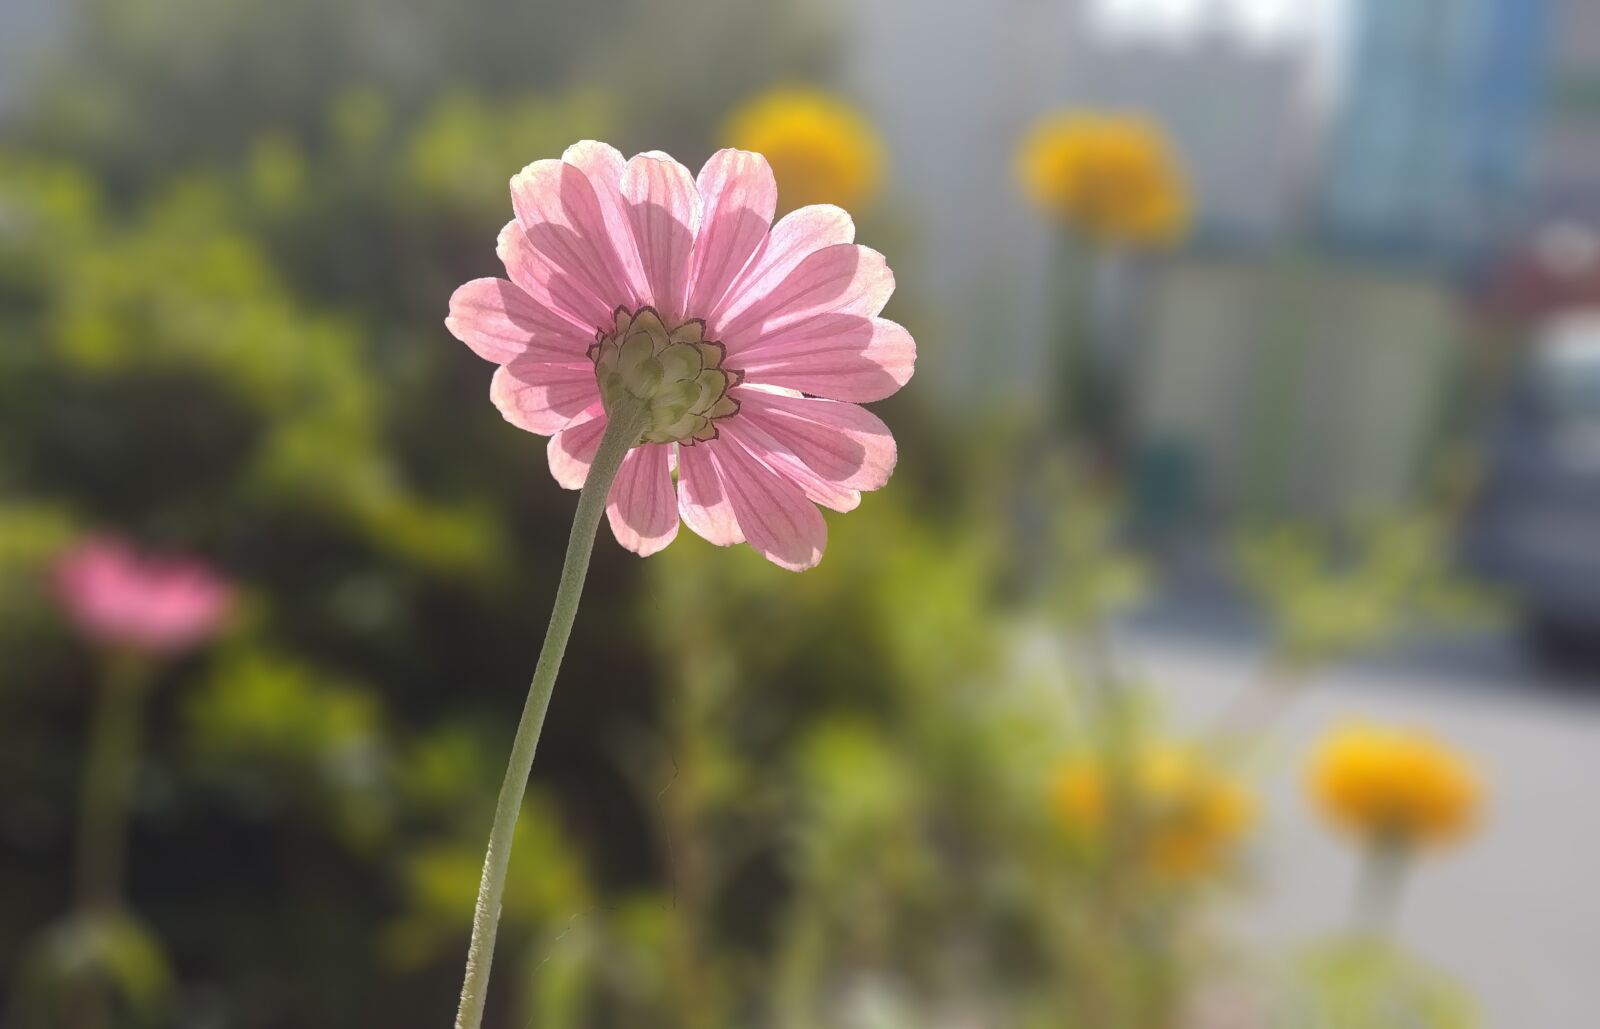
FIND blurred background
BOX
[2,0,1598,1026]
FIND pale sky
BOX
[1086,0,1350,94]
[1087,0,1347,49]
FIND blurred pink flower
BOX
[447,142,915,570]
[54,536,233,654]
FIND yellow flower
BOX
[724,88,884,213]
[1050,745,1254,878]
[1308,724,1481,848]
[1017,111,1190,246]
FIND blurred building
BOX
[1532,0,1600,226]
[845,0,1100,404]
[1135,256,1461,520]
[844,0,1326,403]
[1319,0,1552,263]
[1075,26,1315,244]
[0,0,62,115]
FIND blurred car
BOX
[1465,310,1600,662]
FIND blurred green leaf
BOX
[1283,938,1478,1029]
[9,912,174,1029]
[185,649,392,848]
[385,792,592,969]
[1239,511,1497,667]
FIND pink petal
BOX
[622,152,701,324]
[676,442,743,546]
[562,143,653,299]
[606,443,680,556]
[717,244,894,354]
[734,389,897,492]
[708,434,827,571]
[54,537,232,653]
[546,402,608,488]
[719,419,860,513]
[445,277,595,365]
[496,221,619,332]
[686,150,778,319]
[735,315,915,402]
[711,204,855,331]
[510,149,643,323]
[491,359,601,436]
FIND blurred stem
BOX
[454,399,649,1029]
[76,654,154,913]
[1049,231,1095,445]
[1243,253,1307,517]
[1350,839,1410,938]
[1079,621,1136,1028]
[663,662,721,1029]
[73,654,153,1029]
[775,908,826,1029]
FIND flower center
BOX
[588,307,743,445]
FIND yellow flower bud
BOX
[725,88,884,213]
[1017,111,1190,247]
[1050,744,1254,878]
[1308,724,1482,848]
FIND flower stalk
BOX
[1350,839,1409,938]
[454,398,649,1029]
[69,654,155,1029]
[76,655,154,913]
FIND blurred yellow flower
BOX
[1017,111,1189,246]
[1308,724,1481,848]
[1050,746,1254,877]
[724,88,884,213]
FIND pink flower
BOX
[54,536,233,655]
[446,142,915,571]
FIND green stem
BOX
[1049,230,1092,443]
[454,400,648,1029]
[1243,252,1307,517]
[76,656,153,913]
[1349,839,1409,938]
[73,655,154,1029]
[1085,625,1135,1028]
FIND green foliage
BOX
[546,486,1235,1027]
[0,0,852,1014]
[404,90,620,219]
[1282,939,1477,1029]
[387,794,594,970]
[0,502,76,623]
[1042,466,1150,628]
[185,649,391,847]
[1239,511,1496,668]
[1,161,502,571]
[8,912,174,1029]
